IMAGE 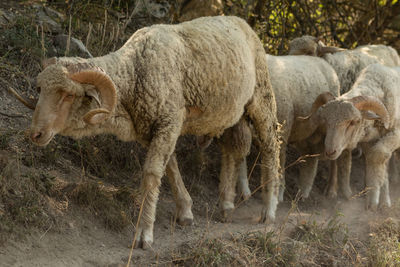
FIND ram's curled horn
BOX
[297,92,335,121]
[350,95,390,129]
[8,87,36,110]
[67,64,117,125]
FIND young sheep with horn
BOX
[302,64,400,210]
[29,16,280,249]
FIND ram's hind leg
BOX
[246,98,280,223]
[218,145,236,221]
[237,158,251,200]
[166,153,194,226]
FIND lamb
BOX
[29,16,280,249]
[289,35,400,94]
[214,54,341,217]
[302,63,400,210]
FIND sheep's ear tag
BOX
[83,108,110,125]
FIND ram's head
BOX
[289,35,345,57]
[298,92,389,160]
[30,58,117,146]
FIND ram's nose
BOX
[30,131,43,143]
[325,150,337,158]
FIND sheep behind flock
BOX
[29,16,280,248]
[289,35,400,94]
[215,54,341,213]
[303,64,400,210]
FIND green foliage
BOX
[224,0,400,54]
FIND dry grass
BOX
[0,152,55,244]
[67,181,140,231]
[368,217,400,266]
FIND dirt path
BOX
[1,174,396,267]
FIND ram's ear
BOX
[361,110,381,121]
[83,108,110,125]
[42,57,58,69]
[85,87,101,106]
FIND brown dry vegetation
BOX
[1,0,400,266]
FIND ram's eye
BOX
[36,87,41,93]
[349,120,358,126]
[65,94,74,100]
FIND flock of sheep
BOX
[28,16,400,249]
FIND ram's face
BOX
[31,67,78,145]
[320,97,389,160]
[320,101,364,160]
[30,62,117,146]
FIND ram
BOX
[29,16,280,249]
[302,64,400,210]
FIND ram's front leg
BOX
[298,157,319,199]
[325,160,338,199]
[134,117,182,249]
[337,149,352,199]
[380,171,391,208]
[364,154,387,211]
[363,131,400,211]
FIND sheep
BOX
[289,35,400,198]
[29,16,280,249]
[301,63,400,210]
[289,35,400,94]
[214,54,341,216]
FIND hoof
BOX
[177,217,193,226]
[133,228,153,250]
[221,208,234,223]
[366,202,378,212]
[342,188,352,200]
[326,190,337,199]
[242,192,251,201]
[176,207,194,226]
[298,188,311,200]
[134,239,152,250]
[259,207,275,224]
